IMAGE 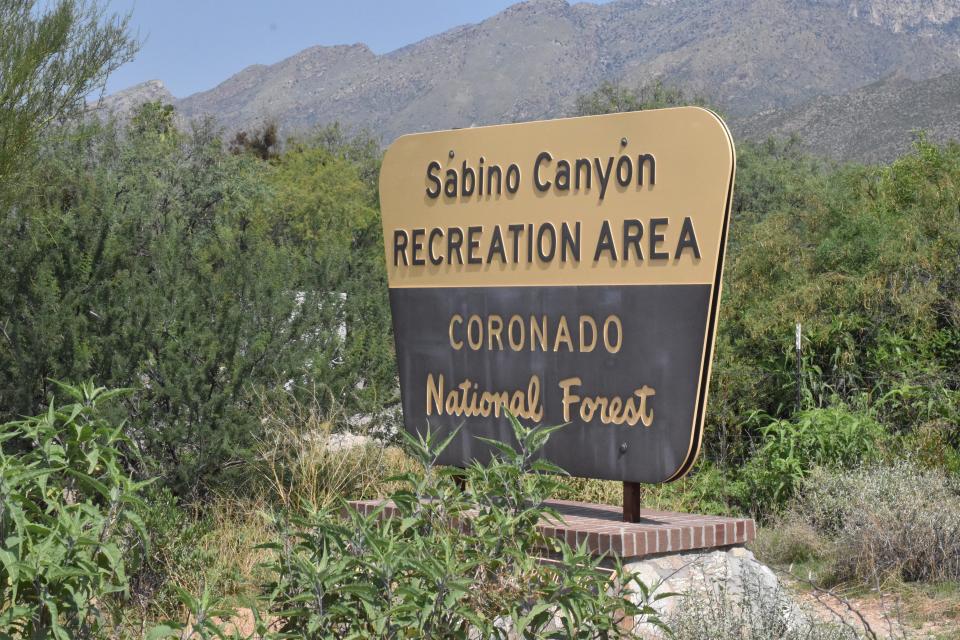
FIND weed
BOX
[159,415,669,638]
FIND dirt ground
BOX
[785,576,960,640]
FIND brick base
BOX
[348,498,754,559]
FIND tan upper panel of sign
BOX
[380,107,735,289]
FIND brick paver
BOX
[349,498,754,559]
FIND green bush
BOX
[733,406,886,517]
[159,417,670,638]
[0,382,148,637]
[715,139,960,460]
[127,485,215,620]
[0,105,392,493]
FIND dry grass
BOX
[753,516,831,568]
[181,390,417,603]
[193,495,276,601]
[555,477,622,505]
[131,390,417,627]
[554,464,733,516]
[254,389,416,511]
[795,462,960,584]
[667,569,861,640]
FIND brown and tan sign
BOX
[379,107,735,483]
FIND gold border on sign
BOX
[666,109,736,482]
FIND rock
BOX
[840,0,960,32]
[324,432,372,452]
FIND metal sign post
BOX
[796,322,803,412]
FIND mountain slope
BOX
[733,70,960,163]
[100,0,960,160]
[168,0,960,144]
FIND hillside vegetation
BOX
[736,70,960,163]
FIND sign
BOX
[379,107,735,483]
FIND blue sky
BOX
[104,1,610,98]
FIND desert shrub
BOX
[159,417,669,639]
[794,462,960,583]
[734,406,886,517]
[667,570,859,640]
[0,382,147,637]
[751,516,829,568]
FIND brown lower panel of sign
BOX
[389,284,712,484]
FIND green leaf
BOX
[146,624,180,639]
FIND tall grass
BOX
[253,388,415,510]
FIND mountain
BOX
[96,79,175,116]
[103,0,960,158]
[734,70,960,163]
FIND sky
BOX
[103,1,610,98]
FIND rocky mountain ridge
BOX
[98,0,960,161]
[836,0,960,32]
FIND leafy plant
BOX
[163,416,670,638]
[734,406,886,517]
[0,381,149,638]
